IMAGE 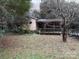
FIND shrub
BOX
[0,29,5,37]
[10,25,31,34]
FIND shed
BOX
[36,19,63,34]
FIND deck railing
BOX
[38,28,62,34]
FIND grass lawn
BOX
[0,34,79,59]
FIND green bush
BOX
[11,26,31,34]
[0,29,5,37]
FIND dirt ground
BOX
[0,34,79,59]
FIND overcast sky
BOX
[31,0,41,11]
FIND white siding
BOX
[29,19,37,31]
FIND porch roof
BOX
[36,19,63,22]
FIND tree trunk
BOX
[62,26,67,42]
[62,18,67,42]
